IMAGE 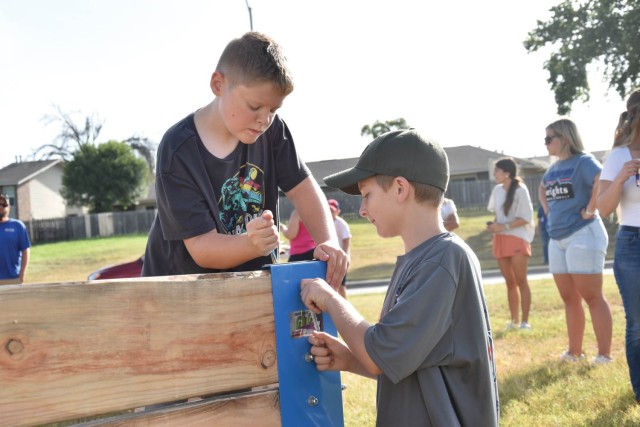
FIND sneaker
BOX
[559,351,585,362]
[505,321,517,330]
[519,322,531,330]
[592,354,612,365]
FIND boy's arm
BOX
[301,278,382,376]
[308,332,376,379]
[286,177,348,289]
[183,210,279,270]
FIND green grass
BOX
[26,209,616,284]
[29,212,487,284]
[28,234,148,284]
[348,210,535,281]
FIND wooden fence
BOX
[24,210,157,244]
[23,175,545,244]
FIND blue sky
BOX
[0,0,627,169]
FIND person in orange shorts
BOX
[487,157,535,330]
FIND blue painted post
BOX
[270,261,344,427]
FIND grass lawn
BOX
[349,210,541,281]
[26,209,615,285]
[27,234,148,284]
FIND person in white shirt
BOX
[328,199,352,298]
[440,197,460,231]
[487,157,535,331]
[597,87,640,397]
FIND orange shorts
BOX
[492,234,531,259]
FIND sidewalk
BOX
[347,259,615,294]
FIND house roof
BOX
[524,150,609,166]
[306,145,547,186]
[307,158,358,187]
[0,159,63,186]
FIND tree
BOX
[524,0,640,114]
[360,118,410,139]
[35,105,156,171]
[61,141,149,213]
[36,105,102,161]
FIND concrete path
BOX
[347,260,615,295]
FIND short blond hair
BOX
[374,175,443,207]
[216,32,294,96]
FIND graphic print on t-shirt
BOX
[544,166,575,201]
[218,163,264,234]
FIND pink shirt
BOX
[288,221,316,255]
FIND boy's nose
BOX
[257,112,273,127]
[359,205,367,218]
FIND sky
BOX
[0,0,629,170]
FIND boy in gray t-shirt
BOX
[300,129,499,426]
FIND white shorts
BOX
[549,217,608,275]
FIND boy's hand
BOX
[313,243,348,290]
[300,278,336,313]
[246,210,279,256]
[308,331,352,372]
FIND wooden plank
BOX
[0,271,278,426]
[81,388,281,427]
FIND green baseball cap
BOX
[324,128,449,195]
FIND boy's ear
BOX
[395,177,412,202]
[210,71,225,96]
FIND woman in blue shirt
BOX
[538,118,612,364]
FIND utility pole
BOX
[245,0,253,30]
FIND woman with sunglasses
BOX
[538,118,612,364]
[597,88,640,403]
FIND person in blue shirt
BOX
[0,194,31,285]
[538,118,612,364]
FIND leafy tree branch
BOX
[524,0,640,114]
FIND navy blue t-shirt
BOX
[142,113,310,277]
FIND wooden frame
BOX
[1,271,282,426]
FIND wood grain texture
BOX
[0,271,279,426]
[82,388,281,427]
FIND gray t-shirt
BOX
[364,233,499,427]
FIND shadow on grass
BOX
[464,231,498,271]
[499,361,592,411]
[349,263,396,282]
[585,393,640,427]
